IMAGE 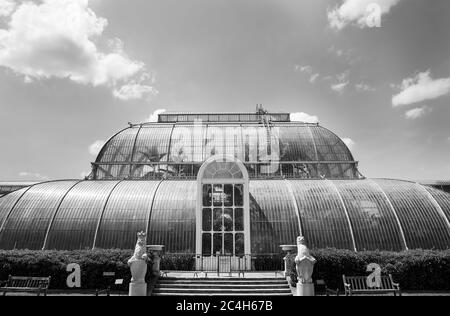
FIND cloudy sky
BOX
[0,0,449,182]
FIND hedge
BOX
[1,249,449,291]
[286,249,450,291]
[0,249,134,290]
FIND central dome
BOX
[92,112,358,180]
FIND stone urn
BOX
[280,245,297,277]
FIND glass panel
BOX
[234,185,243,207]
[288,180,354,250]
[203,185,211,207]
[235,208,244,231]
[224,185,233,207]
[95,181,159,250]
[148,181,196,253]
[334,180,404,251]
[202,208,212,231]
[224,233,233,255]
[224,208,233,232]
[213,208,223,231]
[202,233,211,256]
[1,181,79,250]
[213,233,222,255]
[376,179,450,250]
[249,181,300,254]
[235,233,245,256]
[213,185,223,207]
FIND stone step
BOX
[155,283,289,289]
[153,292,292,297]
[159,278,286,283]
[153,288,292,294]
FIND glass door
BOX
[201,184,245,257]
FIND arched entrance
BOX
[196,155,251,271]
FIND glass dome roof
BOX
[93,122,359,180]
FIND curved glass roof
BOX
[0,179,449,252]
[93,123,358,180]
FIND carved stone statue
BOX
[295,236,316,296]
[128,231,148,296]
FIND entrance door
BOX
[201,184,245,257]
[196,156,250,272]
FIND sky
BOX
[0,0,449,182]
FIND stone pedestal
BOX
[129,281,147,296]
[128,260,148,296]
[280,245,297,277]
[147,245,164,276]
[297,283,315,297]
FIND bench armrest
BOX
[325,287,340,296]
[0,280,7,287]
[343,282,351,289]
[392,282,401,290]
[95,288,111,297]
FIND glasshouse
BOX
[0,111,449,255]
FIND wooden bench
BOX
[343,274,401,296]
[0,276,51,296]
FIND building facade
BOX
[0,112,449,255]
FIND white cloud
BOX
[89,140,105,156]
[0,0,154,98]
[113,83,159,101]
[405,106,431,120]
[0,0,15,17]
[342,138,356,150]
[294,65,313,74]
[19,172,49,181]
[392,71,450,107]
[331,81,349,94]
[147,109,167,123]
[290,112,319,124]
[309,73,320,84]
[356,83,376,92]
[328,0,402,30]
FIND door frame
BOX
[196,155,250,264]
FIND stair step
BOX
[154,288,291,293]
[156,284,288,289]
[153,293,292,297]
[159,278,286,283]
[153,277,292,297]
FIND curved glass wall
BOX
[0,188,28,230]
[426,186,450,224]
[334,180,404,251]
[375,179,450,250]
[148,181,196,253]
[45,181,119,250]
[0,181,77,250]
[95,181,160,249]
[1,179,449,252]
[289,181,354,250]
[249,181,300,254]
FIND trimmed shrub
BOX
[0,249,134,290]
[160,254,195,271]
[286,249,450,291]
[1,249,449,291]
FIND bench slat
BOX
[343,274,400,296]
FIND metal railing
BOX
[160,253,284,276]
